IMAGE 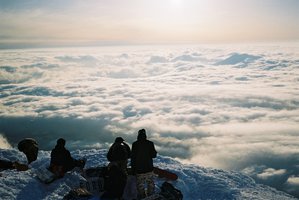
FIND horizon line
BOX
[1,39,299,50]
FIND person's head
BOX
[115,137,124,143]
[137,129,147,140]
[56,138,66,147]
[17,138,39,164]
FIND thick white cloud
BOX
[257,168,287,180]
[284,176,299,197]
[286,176,299,187]
[0,134,11,149]
[0,44,299,196]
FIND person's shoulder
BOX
[51,147,59,153]
[146,139,154,144]
[131,140,139,148]
[65,148,71,153]
[109,143,115,149]
[132,140,138,145]
[123,142,130,147]
[63,149,71,157]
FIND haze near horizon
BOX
[0,0,298,48]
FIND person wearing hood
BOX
[131,129,157,199]
[49,138,85,177]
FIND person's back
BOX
[107,142,128,162]
[50,140,72,167]
[131,129,157,199]
[131,130,157,174]
[107,137,131,175]
[49,138,85,177]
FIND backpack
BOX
[102,164,127,198]
[160,182,183,200]
[122,175,137,200]
[80,167,107,195]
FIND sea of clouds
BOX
[0,43,299,197]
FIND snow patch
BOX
[0,149,297,200]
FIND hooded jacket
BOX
[131,132,157,174]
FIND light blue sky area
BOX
[0,0,298,48]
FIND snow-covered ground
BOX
[0,148,297,200]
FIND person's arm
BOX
[50,150,54,165]
[0,160,15,170]
[124,143,131,158]
[107,145,113,162]
[130,143,136,173]
[66,150,74,163]
[150,142,157,158]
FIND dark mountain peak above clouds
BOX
[216,53,261,66]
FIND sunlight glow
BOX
[170,0,183,7]
[0,0,298,47]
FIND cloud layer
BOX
[0,43,299,196]
[0,134,11,149]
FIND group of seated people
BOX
[0,129,157,199]
[0,137,85,176]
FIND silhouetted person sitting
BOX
[107,137,131,175]
[131,129,157,199]
[18,138,38,164]
[49,138,85,177]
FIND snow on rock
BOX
[0,148,297,200]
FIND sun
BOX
[170,0,183,7]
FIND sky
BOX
[0,0,299,48]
